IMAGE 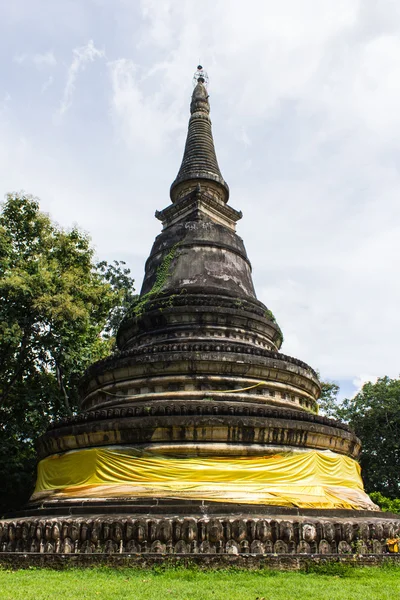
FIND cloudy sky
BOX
[1,0,399,399]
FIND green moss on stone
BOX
[128,243,181,319]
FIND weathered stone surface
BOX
[1,506,400,555]
[1,551,400,570]
[38,409,359,459]
[170,79,229,204]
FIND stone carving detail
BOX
[355,541,368,555]
[302,523,317,543]
[323,522,335,542]
[81,327,319,389]
[0,515,399,555]
[250,540,264,554]
[232,519,247,543]
[280,521,294,543]
[81,540,95,553]
[372,539,382,554]
[226,540,239,554]
[256,520,272,542]
[338,541,352,554]
[297,540,311,554]
[383,522,395,539]
[150,540,165,553]
[208,519,223,543]
[174,540,188,553]
[264,540,273,553]
[199,541,215,554]
[358,522,369,541]
[318,539,331,554]
[274,540,288,554]
[45,401,350,434]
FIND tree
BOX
[369,492,400,514]
[96,259,137,337]
[318,379,340,418]
[0,193,135,514]
[339,377,400,499]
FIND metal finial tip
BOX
[193,65,209,88]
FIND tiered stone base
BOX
[2,500,399,556]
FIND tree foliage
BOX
[338,377,400,499]
[369,492,400,514]
[0,193,135,514]
[318,374,400,500]
[318,379,340,418]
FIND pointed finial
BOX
[193,65,209,88]
[170,67,229,204]
[190,66,210,115]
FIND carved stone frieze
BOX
[37,408,359,459]
[1,514,398,555]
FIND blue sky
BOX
[1,0,400,399]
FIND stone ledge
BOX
[0,552,399,571]
[46,402,351,433]
[88,344,306,379]
[117,292,283,351]
[37,414,360,459]
[10,501,393,519]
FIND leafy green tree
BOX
[369,492,400,514]
[339,377,400,499]
[318,379,340,418]
[97,259,137,337]
[0,193,135,514]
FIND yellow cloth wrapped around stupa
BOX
[32,447,378,511]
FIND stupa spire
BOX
[0,67,383,562]
[170,66,229,204]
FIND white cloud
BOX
[41,75,54,94]
[139,0,174,48]
[108,58,183,153]
[2,0,400,385]
[14,51,56,68]
[0,93,11,113]
[239,127,251,147]
[59,40,104,115]
[34,51,57,68]
[352,375,379,396]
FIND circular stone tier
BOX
[1,502,399,555]
[117,292,283,354]
[38,405,359,459]
[80,295,320,415]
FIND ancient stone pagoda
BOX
[1,68,399,557]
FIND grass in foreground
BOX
[0,564,400,600]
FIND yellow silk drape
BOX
[32,447,378,510]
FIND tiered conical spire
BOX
[170,67,229,204]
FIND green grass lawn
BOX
[0,565,400,600]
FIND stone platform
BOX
[1,500,399,556]
[1,552,400,571]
